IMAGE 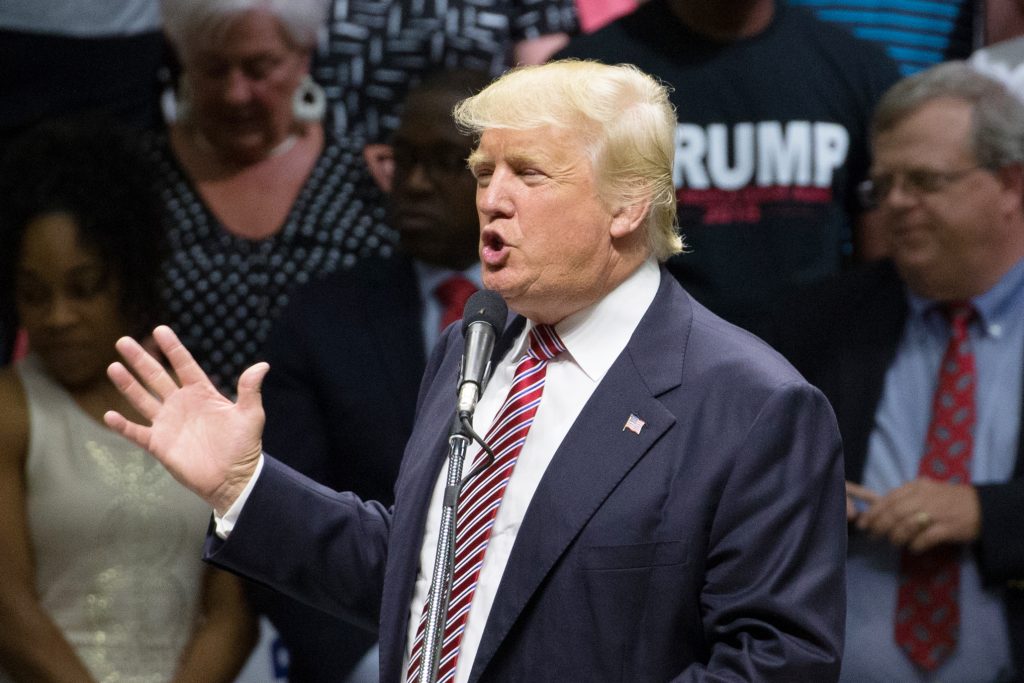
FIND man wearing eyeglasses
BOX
[764,61,1024,682]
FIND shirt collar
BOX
[514,258,661,382]
[906,256,1024,337]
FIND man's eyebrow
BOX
[466,149,490,168]
[467,149,547,169]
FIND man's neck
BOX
[667,0,775,41]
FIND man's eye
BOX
[906,171,940,192]
[15,283,49,307]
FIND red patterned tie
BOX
[406,324,566,683]
[435,275,478,332]
[894,302,976,670]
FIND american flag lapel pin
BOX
[623,413,645,435]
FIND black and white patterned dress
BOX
[314,0,579,142]
[147,131,396,392]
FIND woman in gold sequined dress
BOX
[0,119,257,682]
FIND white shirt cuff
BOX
[213,454,265,539]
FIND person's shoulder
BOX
[270,256,415,335]
[753,260,905,368]
[554,0,660,60]
[293,256,413,304]
[0,365,29,466]
[780,5,900,84]
[786,260,903,319]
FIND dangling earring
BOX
[293,75,326,123]
[172,73,193,124]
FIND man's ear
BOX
[364,143,395,193]
[610,197,651,239]
[995,163,1024,218]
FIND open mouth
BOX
[482,230,505,252]
[481,230,508,266]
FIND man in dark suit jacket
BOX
[764,62,1024,681]
[104,60,847,681]
[252,70,488,681]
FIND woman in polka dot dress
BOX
[153,0,396,391]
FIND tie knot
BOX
[435,275,477,308]
[527,324,566,362]
[941,301,975,337]
[435,275,478,331]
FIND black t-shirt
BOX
[558,1,899,325]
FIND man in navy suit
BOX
[764,62,1024,681]
[104,60,847,681]
[250,70,489,682]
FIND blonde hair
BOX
[453,59,683,261]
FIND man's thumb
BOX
[236,362,270,411]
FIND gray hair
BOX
[162,0,328,57]
[453,59,683,262]
[872,60,1024,168]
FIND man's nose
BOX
[476,170,514,217]
[402,161,434,192]
[43,295,79,328]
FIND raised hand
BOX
[103,325,270,514]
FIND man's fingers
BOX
[236,362,270,413]
[846,495,858,521]
[152,325,210,387]
[907,524,944,554]
[102,409,152,449]
[846,481,879,503]
[107,361,164,421]
[887,509,928,547]
[115,334,180,400]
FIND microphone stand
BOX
[417,415,472,683]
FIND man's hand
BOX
[845,481,879,521]
[854,477,981,553]
[103,325,269,515]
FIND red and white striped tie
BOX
[406,324,566,683]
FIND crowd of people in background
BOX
[2,0,1024,681]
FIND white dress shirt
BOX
[404,258,660,683]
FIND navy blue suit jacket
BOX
[251,256,427,679]
[762,260,1024,671]
[209,269,847,681]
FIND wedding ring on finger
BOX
[914,510,932,529]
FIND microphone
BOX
[457,290,507,420]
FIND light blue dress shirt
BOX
[841,258,1024,683]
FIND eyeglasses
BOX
[857,165,986,208]
[390,142,470,185]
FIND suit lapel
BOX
[468,272,689,681]
[364,257,428,400]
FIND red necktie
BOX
[435,275,478,332]
[894,302,976,671]
[406,325,566,683]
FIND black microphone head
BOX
[461,289,507,338]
